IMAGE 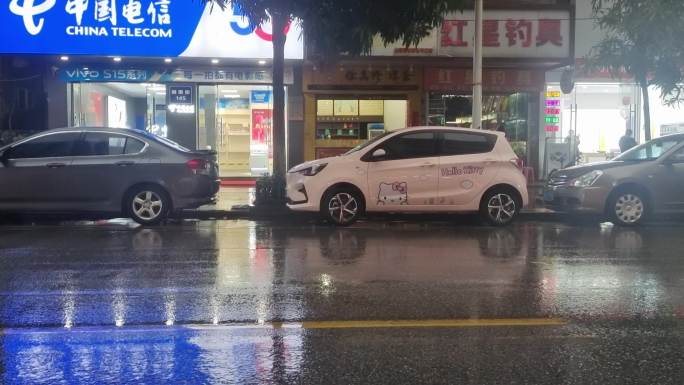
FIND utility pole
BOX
[472,0,483,130]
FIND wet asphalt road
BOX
[1,217,683,384]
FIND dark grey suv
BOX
[0,127,219,224]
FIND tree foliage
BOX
[203,0,464,56]
[588,0,684,140]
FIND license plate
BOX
[543,191,554,202]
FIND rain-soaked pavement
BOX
[1,217,683,384]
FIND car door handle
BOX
[115,161,135,167]
[46,162,67,169]
[421,162,436,168]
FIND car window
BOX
[441,131,496,156]
[615,137,683,161]
[668,146,684,163]
[74,133,146,156]
[380,132,438,160]
[136,130,191,152]
[7,132,80,159]
[124,137,146,154]
[346,131,392,155]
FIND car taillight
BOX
[186,159,209,174]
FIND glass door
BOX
[199,85,274,177]
[145,84,168,137]
[198,85,218,152]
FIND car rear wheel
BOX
[480,189,520,226]
[126,186,169,225]
[321,188,363,226]
[609,191,647,226]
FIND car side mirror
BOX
[371,148,387,160]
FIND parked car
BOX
[544,134,684,226]
[286,126,529,226]
[0,127,220,224]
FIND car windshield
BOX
[345,131,394,155]
[614,136,683,161]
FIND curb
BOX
[180,207,560,222]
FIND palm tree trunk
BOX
[639,78,652,142]
[271,10,288,179]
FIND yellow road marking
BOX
[271,318,566,330]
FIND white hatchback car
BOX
[287,126,528,226]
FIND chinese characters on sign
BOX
[58,67,295,84]
[442,18,563,48]
[95,0,117,25]
[371,10,570,59]
[201,70,267,81]
[425,68,544,93]
[341,68,417,84]
[11,0,175,37]
[168,85,193,104]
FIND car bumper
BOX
[173,178,220,210]
[286,174,320,212]
[543,185,608,214]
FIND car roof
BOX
[46,127,144,134]
[394,126,505,136]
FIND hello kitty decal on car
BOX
[377,182,408,205]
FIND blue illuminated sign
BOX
[0,2,304,59]
[3,0,204,57]
[250,90,272,104]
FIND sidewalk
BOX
[183,185,554,220]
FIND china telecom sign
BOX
[2,1,303,59]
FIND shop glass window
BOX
[74,133,146,156]
[381,132,438,160]
[7,132,81,159]
[441,132,496,156]
[430,93,529,141]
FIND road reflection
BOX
[2,220,684,383]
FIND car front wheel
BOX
[480,189,520,226]
[609,191,647,226]
[126,186,170,225]
[321,188,363,226]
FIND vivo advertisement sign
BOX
[1,1,304,59]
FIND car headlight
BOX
[572,170,603,187]
[292,163,328,176]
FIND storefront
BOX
[303,64,422,160]
[302,6,574,181]
[62,67,297,177]
[546,62,684,177]
[0,1,303,178]
[425,68,546,166]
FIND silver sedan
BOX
[0,127,219,224]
